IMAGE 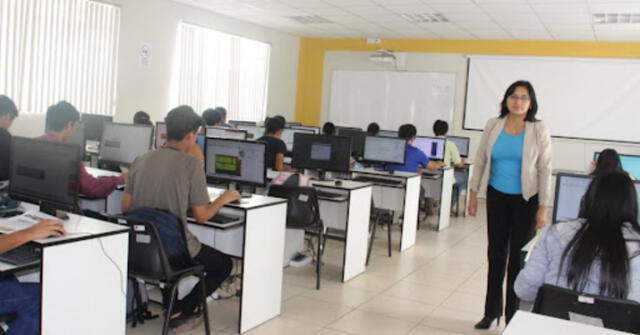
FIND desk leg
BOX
[41,233,128,335]
[239,203,286,333]
[342,187,372,282]
[400,176,420,252]
[436,169,454,231]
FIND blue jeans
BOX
[0,277,40,335]
[452,170,468,208]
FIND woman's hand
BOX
[535,206,548,230]
[468,191,478,217]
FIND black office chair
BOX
[532,284,640,333]
[0,313,16,335]
[120,209,211,335]
[269,184,324,290]
[366,201,393,266]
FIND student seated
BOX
[121,105,240,329]
[38,101,127,198]
[515,171,640,302]
[322,122,335,136]
[589,148,628,177]
[202,108,222,127]
[0,96,18,182]
[133,111,152,126]
[387,124,443,173]
[0,219,65,335]
[433,120,467,209]
[214,107,232,128]
[258,117,294,172]
[366,122,380,136]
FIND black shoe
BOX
[474,317,500,329]
[169,308,202,330]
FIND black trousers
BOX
[164,244,232,315]
[483,186,538,322]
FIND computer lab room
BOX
[1,0,640,334]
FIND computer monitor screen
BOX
[205,138,266,186]
[236,125,264,140]
[82,114,113,142]
[377,129,398,138]
[9,137,80,214]
[205,126,247,140]
[285,122,302,127]
[553,173,592,224]
[99,123,153,166]
[291,125,320,134]
[67,121,85,158]
[337,128,366,157]
[291,134,351,173]
[363,136,406,165]
[447,136,470,157]
[413,136,446,161]
[155,122,167,148]
[282,128,316,152]
[229,120,257,127]
[594,152,640,179]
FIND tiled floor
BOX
[128,200,507,334]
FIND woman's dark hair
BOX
[398,124,417,141]
[433,120,448,136]
[592,149,623,176]
[499,80,538,122]
[133,111,152,126]
[166,105,205,141]
[560,171,640,299]
[322,122,335,136]
[366,122,379,136]
[265,116,285,135]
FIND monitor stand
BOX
[234,183,255,199]
[317,170,333,182]
[373,165,394,174]
[40,202,70,220]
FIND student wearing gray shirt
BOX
[515,171,640,303]
[122,105,240,330]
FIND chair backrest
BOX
[121,208,192,281]
[532,284,640,333]
[268,185,321,229]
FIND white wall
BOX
[10,0,300,137]
[321,51,640,171]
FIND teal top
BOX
[490,129,525,194]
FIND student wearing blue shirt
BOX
[387,124,443,173]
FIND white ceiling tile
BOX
[421,0,477,4]
[321,14,371,23]
[380,4,434,13]
[323,0,375,6]
[372,0,424,5]
[510,29,553,40]
[341,5,394,15]
[469,29,512,39]
[456,21,503,30]
[359,14,407,23]
[589,3,640,13]
[544,23,593,31]
[303,7,354,16]
[550,32,596,41]
[536,13,592,24]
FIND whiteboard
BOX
[464,55,640,143]
[329,70,456,135]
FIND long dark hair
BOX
[560,171,640,299]
[499,80,539,122]
[592,149,623,176]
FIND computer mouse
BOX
[334,180,343,186]
[230,199,241,204]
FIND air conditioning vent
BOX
[593,13,640,24]
[285,15,333,24]
[399,13,449,23]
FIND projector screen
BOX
[329,70,456,136]
[464,55,640,143]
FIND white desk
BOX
[80,167,124,214]
[311,180,372,282]
[456,163,474,217]
[504,311,631,335]
[351,169,421,252]
[422,167,454,231]
[187,188,287,333]
[0,203,129,335]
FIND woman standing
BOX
[468,80,552,328]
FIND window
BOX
[0,0,120,115]
[172,22,270,122]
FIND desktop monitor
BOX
[236,125,264,140]
[291,125,320,134]
[594,152,640,179]
[285,122,302,127]
[447,136,470,158]
[82,114,113,142]
[229,120,257,127]
[336,128,366,157]
[282,128,316,152]
[67,121,85,158]
[99,123,153,166]
[291,133,352,173]
[377,129,398,138]
[205,126,247,140]
[204,138,266,186]
[363,136,407,165]
[413,136,446,161]
[155,122,167,148]
[9,137,80,216]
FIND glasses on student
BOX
[508,94,530,101]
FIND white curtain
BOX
[173,22,270,122]
[0,0,120,115]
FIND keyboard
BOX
[0,245,40,266]
[211,213,242,224]
[353,176,402,186]
[316,190,344,199]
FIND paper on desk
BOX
[0,211,53,233]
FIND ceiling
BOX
[175,0,640,41]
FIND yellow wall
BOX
[294,38,640,126]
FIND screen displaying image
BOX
[311,143,332,160]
